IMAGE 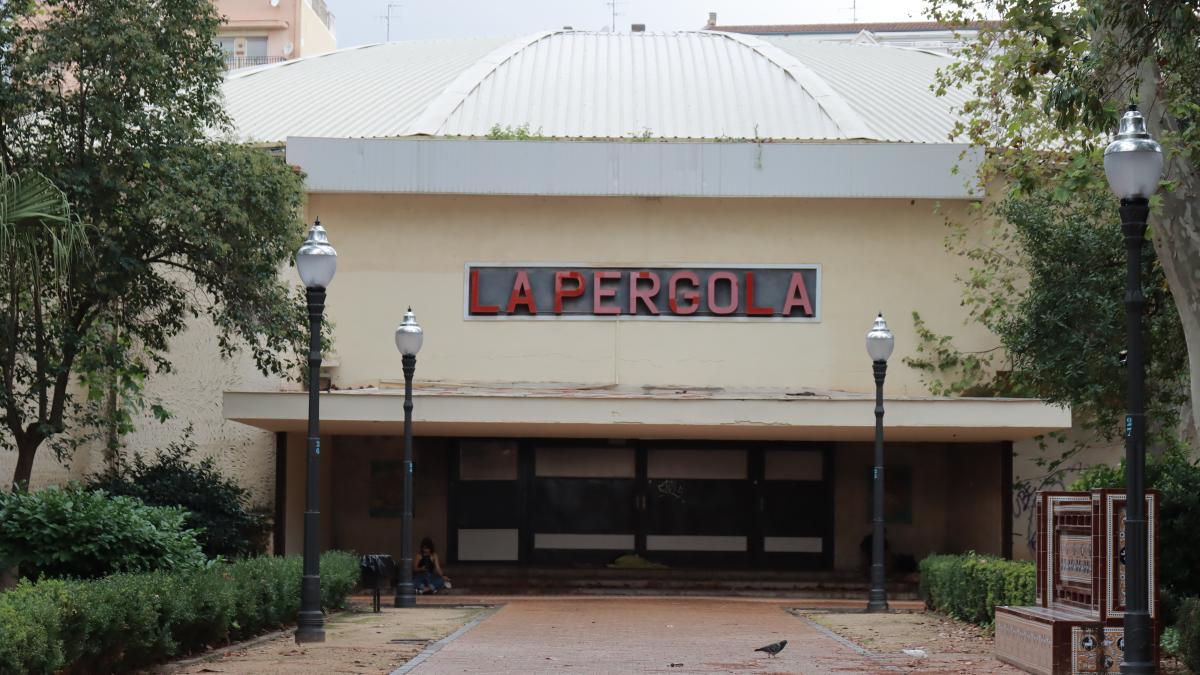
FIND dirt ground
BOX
[157,601,485,674]
[795,610,1019,673]
[800,610,996,656]
[799,610,1193,674]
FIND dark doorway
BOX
[450,439,834,569]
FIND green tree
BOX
[0,0,307,488]
[913,1,1195,444]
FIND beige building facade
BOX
[3,30,1108,575]
[227,185,1069,570]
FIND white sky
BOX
[323,0,933,48]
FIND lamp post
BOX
[1104,105,1162,675]
[865,313,894,612]
[295,220,337,644]
[394,308,424,608]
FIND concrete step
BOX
[445,586,921,600]
[441,566,920,599]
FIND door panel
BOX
[452,440,522,562]
[532,478,636,533]
[758,447,831,569]
[529,446,638,563]
[643,448,751,566]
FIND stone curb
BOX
[155,624,300,671]
[789,611,880,659]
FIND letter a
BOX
[782,272,814,317]
[506,270,538,314]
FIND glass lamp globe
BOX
[865,313,895,363]
[296,219,337,289]
[395,307,424,356]
[1103,106,1163,201]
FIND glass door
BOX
[528,446,638,564]
[642,447,753,566]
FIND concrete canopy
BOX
[224,384,1069,443]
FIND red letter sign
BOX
[593,271,621,315]
[469,269,499,314]
[782,272,814,317]
[629,271,661,315]
[744,272,774,316]
[668,272,700,315]
[554,271,585,314]
[706,271,739,315]
[506,270,538,314]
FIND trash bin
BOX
[360,554,398,612]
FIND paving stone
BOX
[410,596,1020,674]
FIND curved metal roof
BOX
[222,30,965,144]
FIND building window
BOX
[217,36,274,69]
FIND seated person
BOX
[414,537,451,594]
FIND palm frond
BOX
[0,163,87,283]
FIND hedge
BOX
[0,551,360,674]
[919,552,1036,626]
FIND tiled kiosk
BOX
[995,489,1159,674]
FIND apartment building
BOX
[214,0,336,70]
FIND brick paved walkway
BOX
[408,597,1018,674]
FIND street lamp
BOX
[394,308,423,608]
[1104,105,1162,675]
[865,313,894,612]
[294,220,336,644]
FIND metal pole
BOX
[1120,198,1153,674]
[296,287,326,643]
[867,359,889,612]
[395,353,417,607]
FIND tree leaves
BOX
[920,0,1192,446]
[0,0,307,486]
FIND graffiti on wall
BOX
[1013,461,1087,554]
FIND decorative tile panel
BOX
[1072,626,1124,674]
[996,610,1055,675]
[1105,492,1157,620]
[1058,533,1092,586]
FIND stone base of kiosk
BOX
[995,606,1130,674]
[993,490,1158,675]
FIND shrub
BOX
[227,555,301,639]
[0,580,70,674]
[1176,596,1200,674]
[919,552,1036,626]
[89,441,271,559]
[0,483,206,579]
[1071,445,1200,607]
[0,551,359,674]
[320,548,362,611]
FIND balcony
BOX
[224,55,286,70]
[306,0,335,32]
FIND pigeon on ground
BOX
[755,640,788,657]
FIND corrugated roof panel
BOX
[222,30,967,144]
[221,38,510,143]
[436,31,850,139]
[759,37,968,143]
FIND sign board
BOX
[465,264,820,321]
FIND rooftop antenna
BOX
[605,0,624,32]
[381,2,402,42]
